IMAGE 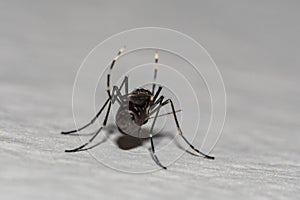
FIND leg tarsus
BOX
[65,139,107,152]
[152,50,159,94]
[150,135,167,169]
[61,98,110,135]
[164,98,215,160]
[64,127,103,152]
[149,101,167,170]
[150,150,167,170]
[111,76,129,104]
[180,134,215,160]
[106,47,126,99]
[64,102,111,152]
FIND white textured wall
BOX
[0,0,299,199]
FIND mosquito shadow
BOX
[115,134,144,150]
[113,125,173,150]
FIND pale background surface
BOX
[0,0,299,199]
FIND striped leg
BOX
[62,76,129,152]
[111,76,129,105]
[65,102,112,152]
[107,47,126,99]
[162,99,215,160]
[149,95,167,169]
[61,98,110,135]
[152,50,159,94]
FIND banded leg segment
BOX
[152,50,159,94]
[149,95,167,169]
[65,102,112,152]
[162,99,215,160]
[62,76,129,152]
[111,76,129,105]
[152,86,162,104]
[107,47,126,99]
[61,98,110,135]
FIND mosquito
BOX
[61,47,214,169]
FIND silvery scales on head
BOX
[61,47,214,169]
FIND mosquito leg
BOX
[150,135,167,170]
[162,99,215,160]
[64,102,112,152]
[62,76,127,135]
[152,86,162,104]
[107,47,126,99]
[152,50,159,94]
[180,134,214,159]
[119,76,129,95]
[111,86,122,105]
[71,135,109,152]
[111,75,130,104]
[65,126,103,152]
[148,109,182,120]
[61,98,110,135]
[149,86,163,113]
[149,96,167,169]
[149,97,162,116]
